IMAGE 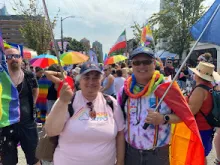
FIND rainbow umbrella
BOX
[60,51,89,65]
[104,55,127,65]
[30,54,64,68]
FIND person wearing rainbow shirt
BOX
[118,46,205,165]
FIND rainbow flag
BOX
[0,31,20,128]
[155,81,205,165]
[140,23,154,46]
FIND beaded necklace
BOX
[124,71,164,98]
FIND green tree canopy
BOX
[11,0,59,55]
[131,0,207,57]
[66,38,86,52]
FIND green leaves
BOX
[67,38,85,52]
[12,0,59,55]
[131,0,206,58]
[149,0,206,57]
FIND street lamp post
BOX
[60,16,76,53]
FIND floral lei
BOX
[124,71,164,99]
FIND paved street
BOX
[17,146,216,165]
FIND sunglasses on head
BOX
[132,59,153,66]
[103,69,108,71]
[6,54,21,60]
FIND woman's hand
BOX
[59,82,74,104]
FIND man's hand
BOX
[145,109,164,125]
[59,82,74,104]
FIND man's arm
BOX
[31,73,39,103]
[32,88,39,104]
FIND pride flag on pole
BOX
[155,81,205,165]
[108,30,127,56]
[0,30,20,128]
[140,23,154,46]
[190,0,220,46]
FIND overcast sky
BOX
[2,0,215,53]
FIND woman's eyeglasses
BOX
[132,60,153,66]
[87,102,96,119]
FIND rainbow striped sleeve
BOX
[36,77,51,110]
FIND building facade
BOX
[80,38,90,52]
[92,41,103,62]
[0,4,8,16]
[0,15,26,44]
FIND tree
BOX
[11,0,59,55]
[67,38,85,52]
[131,0,206,58]
[149,0,206,57]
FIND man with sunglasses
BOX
[117,46,198,165]
[164,58,175,78]
[1,48,40,165]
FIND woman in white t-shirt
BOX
[114,69,125,97]
[45,62,125,165]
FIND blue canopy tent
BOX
[155,50,177,59]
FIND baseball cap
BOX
[130,46,155,60]
[80,62,102,75]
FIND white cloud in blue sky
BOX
[3,0,215,53]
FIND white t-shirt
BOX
[114,77,125,96]
[53,91,125,165]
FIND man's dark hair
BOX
[35,67,43,73]
[116,69,123,77]
[48,64,60,72]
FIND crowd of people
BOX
[0,46,220,165]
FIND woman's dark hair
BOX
[116,69,123,77]
[121,62,127,69]
[48,64,60,72]
[111,69,116,75]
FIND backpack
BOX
[120,89,129,119]
[194,84,220,127]
[36,93,114,161]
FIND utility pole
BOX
[61,17,64,54]
[60,16,82,53]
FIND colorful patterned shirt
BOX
[118,89,172,150]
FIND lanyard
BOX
[127,97,159,149]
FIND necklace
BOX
[124,71,163,99]
[134,98,142,125]
[13,70,22,87]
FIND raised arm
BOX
[45,83,73,136]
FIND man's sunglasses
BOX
[103,69,108,71]
[6,54,21,60]
[132,60,153,66]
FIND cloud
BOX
[3,0,215,53]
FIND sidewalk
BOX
[18,146,216,165]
